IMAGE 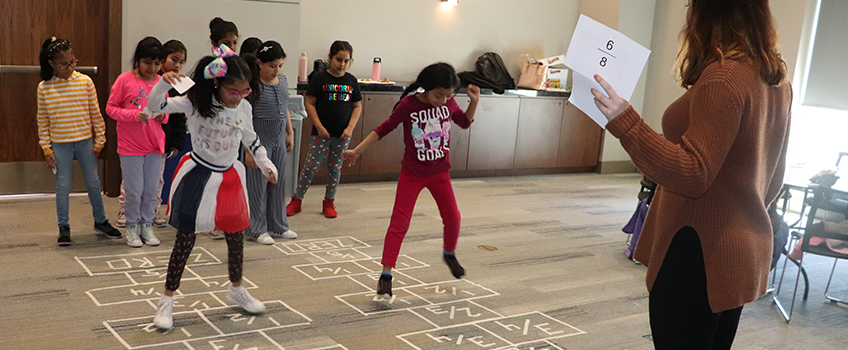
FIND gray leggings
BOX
[295,136,349,200]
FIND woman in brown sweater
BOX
[592,0,791,348]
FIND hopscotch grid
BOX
[465,299,505,318]
[86,275,258,307]
[405,309,442,329]
[395,310,586,342]
[103,321,133,349]
[75,247,222,276]
[345,275,373,291]
[402,300,507,330]
[273,236,371,255]
[293,255,428,281]
[257,330,286,349]
[396,334,424,350]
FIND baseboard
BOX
[597,161,637,174]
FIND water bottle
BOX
[298,53,308,83]
[372,57,382,81]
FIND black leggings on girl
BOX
[649,226,743,350]
[165,230,244,291]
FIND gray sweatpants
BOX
[246,119,289,237]
[120,152,163,225]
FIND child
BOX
[342,63,480,296]
[243,41,297,245]
[203,17,240,241]
[149,45,278,329]
[239,37,262,56]
[37,37,122,246]
[106,37,168,248]
[116,40,188,229]
[287,40,362,218]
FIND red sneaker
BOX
[323,198,337,218]
[286,196,302,216]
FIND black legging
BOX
[649,226,743,350]
[165,230,244,291]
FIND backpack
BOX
[474,52,515,90]
[308,59,329,81]
[458,71,505,94]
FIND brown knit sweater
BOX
[606,58,792,312]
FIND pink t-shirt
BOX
[106,71,168,156]
[373,94,472,177]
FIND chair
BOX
[773,183,848,322]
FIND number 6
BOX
[607,40,614,50]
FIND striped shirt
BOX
[37,71,107,155]
[252,74,289,120]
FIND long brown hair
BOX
[676,0,787,88]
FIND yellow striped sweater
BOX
[37,71,107,155]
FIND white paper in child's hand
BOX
[170,76,195,94]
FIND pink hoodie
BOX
[106,70,168,156]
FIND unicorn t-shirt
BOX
[373,94,472,177]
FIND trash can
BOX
[285,95,304,197]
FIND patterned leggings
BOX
[165,230,244,291]
[295,136,350,200]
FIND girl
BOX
[243,41,297,245]
[149,45,278,329]
[591,0,791,347]
[116,39,188,229]
[204,16,240,241]
[106,37,167,248]
[239,37,262,56]
[342,63,479,296]
[287,40,362,218]
[37,37,122,246]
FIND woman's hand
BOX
[265,170,277,184]
[466,84,480,102]
[286,134,294,152]
[342,149,360,167]
[341,127,353,141]
[317,126,331,139]
[244,151,258,169]
[160,72,185,85]
[45,154,57,170]
[591,74,630,122]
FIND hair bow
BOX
[204,44,236,79]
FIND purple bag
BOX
[623,198,649,260]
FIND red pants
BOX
[381,169,461,268]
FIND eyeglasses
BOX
[52,58,78,70]
[220,85,252,99]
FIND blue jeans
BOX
[52,138,107,227]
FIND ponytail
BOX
[241,53,262,104]
[394,82,421,111]
[39,37,72,81]
[392,63,459,111]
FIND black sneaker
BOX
[443,254,465,279]
[94,220,122,239]
[58,226,71,247]
[377,274,393,297]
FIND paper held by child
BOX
[563,14,651,129]
[170,76,195,94]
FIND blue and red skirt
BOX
[167,152,250,233]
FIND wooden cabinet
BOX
[451,97,473,171]
[515,98,564,168]
[557,102,603,168]
[467,96,521,170]
[358,93,405,174]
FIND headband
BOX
[203,44,236,79]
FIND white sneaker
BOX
[153,295,174,329]
[227,285,265,314]
[153,209,168,228]
[270,230,297,240]
[140,223,160,246]
[248,232,275,245]
[206,230,225,240]
[116,209,127,228]
[126,225,142,248]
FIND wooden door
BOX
[0,0,122,196]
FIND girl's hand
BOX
[93,150,100,159]
[138,111,150,123]
[591,74,630,122]
[161,72,184,85]
[265,170,277,184]
[153,113,166,122]
[341,127,353,141]
[342,149,360,167]
[466,84,481,101]
[244,152,258,169]
[45,154,57,170]
[167,147,180,159]
[317,126,331,139]
[286,134,294,152]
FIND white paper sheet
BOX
[170,76,195,94]
[569,71,609,129]
[563,14,651,128]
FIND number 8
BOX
[600,57,608,67]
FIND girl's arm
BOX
[286,109,294,152]
[86,77,107,154]
[304,95,329,138]
[463,85,480,122]
[342,101,362,140]
[36,86,53,156]
[240,103,278,182]
[342,102,406,166]
[342,131,379,167]
[149,74,194,114]
[105,75,146,123]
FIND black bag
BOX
[458,71,505,94]
[475,52,515,90]
[308,59,329,81]
[769,205,790,269]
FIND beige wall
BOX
[299,0,580,84]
